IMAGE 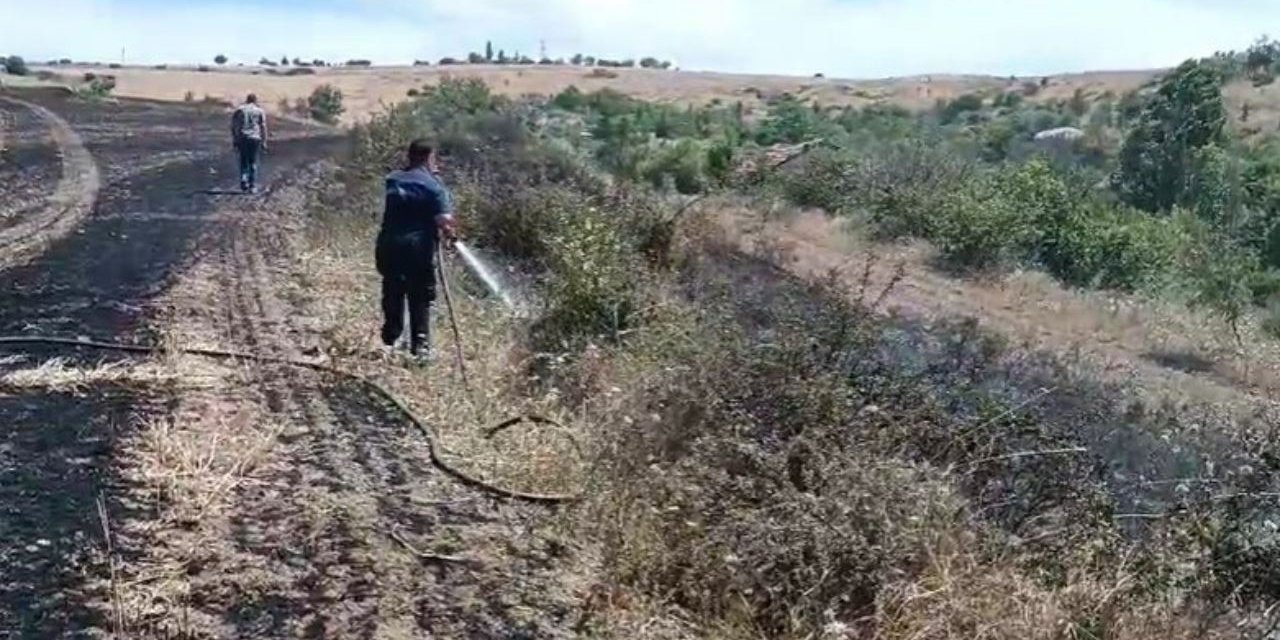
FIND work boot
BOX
[409,334,431,364]
[408,347,432,366]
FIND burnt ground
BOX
[0,97,60,230]
[0,90,575,638]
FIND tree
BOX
[281,55,289,66]
[3,56,29,76]
[640,57,661,69]
[1246,36,1278,76]
[571,53,584,65]
[214,54,228,65]
[468,52,486,64]
[498,49,508,63]
[486,40,494,62]
[1113,59,1227,212]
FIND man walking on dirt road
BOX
[377,139,457,358]
[230,94,268,193]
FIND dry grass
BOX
[722,200,1280,412]
[104,345,284,635]
[299,210,587,499]
[871,543,1225,640]
[0,357,181,392]
[1225,78,1280,140]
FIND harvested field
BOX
[37,64,1162,124]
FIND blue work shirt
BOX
[379,167,453,239]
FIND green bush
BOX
[76,75,116,100]
[932,179,1033,269]
[776,147,852,212]
[538,207,647,345]
[851,142,975,239]
[756,95,830,145]
[1040,201,1183,290]
[705,138,736,186]
[419,77,503,117]
[551,85,586,111]
[467,184,577,264]
[641,139,707,194]
[1184,227,1261,344]
[937,92,985,124]
[307,84,345,124]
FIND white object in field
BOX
[1033,127,1085,144]
[454,241,518,311]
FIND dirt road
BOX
[0,90,576,638]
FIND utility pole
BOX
[540,39,546,61]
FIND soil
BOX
[0,89,578,638]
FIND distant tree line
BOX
[1201,35,1280,86]
[426,40,673,70]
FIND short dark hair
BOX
[407,139,434,165]
[246,93,258,104]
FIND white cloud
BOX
[0,0,1273,76]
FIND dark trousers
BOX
[236,138,261,190]
[376,233,436,352]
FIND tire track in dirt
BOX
[0,95,100,271]
[0,91,354,637]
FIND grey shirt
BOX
[231,103,267,142]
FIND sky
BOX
[0,0,1275,77]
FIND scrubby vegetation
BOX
[316,63,1280,637]
[306,83,344,123]
[75,72,116,100]
[523,45,1280,337]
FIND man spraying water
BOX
[377,140,457,359]
[230,94,269,193]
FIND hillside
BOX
[31,63,1164,123]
